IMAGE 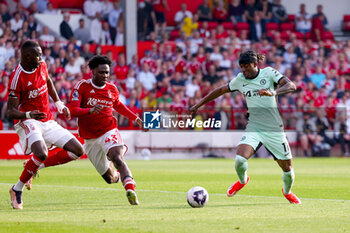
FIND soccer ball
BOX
[187,186,209,208]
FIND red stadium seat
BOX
[208,21,219,29]
[304,32,311,40]
[198,21,203,28]
[169,30,180,40]
[343,15,350,31]
[322,31,334,41]
[287,14,295,23]
[280,23,294,32]
[222,22,234,30]
[294,31,305,40]
[280,31,290,41]
[266,22,279,31]
[235,22,249,31]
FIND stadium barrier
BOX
[0,130,298,159]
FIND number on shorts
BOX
[282,142,288,152]
[105,134,119,144]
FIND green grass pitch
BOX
[0,158,349,233]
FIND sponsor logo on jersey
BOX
[28,85,47,99]
[86,97,112,106]
[72,90,79,101]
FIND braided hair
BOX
[239,50,265,65]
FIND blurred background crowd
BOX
[0,0,350,156]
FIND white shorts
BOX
[84,128,125,175]
[15,119,75,155]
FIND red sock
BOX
[19,155,42,183]
[43,150,78,168]
[123,177,135,191]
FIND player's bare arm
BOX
[7,95,46,120]
[47,76,71,119]
[189,84,231,116]
[258,77,296,96]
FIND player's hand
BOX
[258,89,273,96]
[89,104,103,114]
[189,105,199,117]
[63,107,71,120]
[30,110,47,120]
[136,117,149,132]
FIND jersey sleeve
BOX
[68,81,90,116]
[267,67,284,84]
[8,70,22,99]
[228,74,242,92]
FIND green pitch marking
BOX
[0,158,349,233]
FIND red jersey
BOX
[114,65,129,80]
[8,62,53,123]
[69,79,137,139]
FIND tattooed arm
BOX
[258,77,296,96]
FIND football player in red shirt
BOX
[69,55,145,205]
[7,40,84,210]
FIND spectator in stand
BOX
[40,26,55,45]
[174,3,192,28]
[334,113,350,157]
[28,13,40,35]
[0,3,11,23]
[44,2,57,14]
[37,0,49,13]
[10,12,23,33]
[310,13,325,42]
[64,57,81,81]
[182,13,198,37]
[283,45,297,68]
[73,48,85,68]
[186,75,200,98]
[101,21,113,45]
[0,75,8,122]
[21,0,34,8]
[108,0,123,44]
[295,3,311,34]
[60,13,74,40]
[42,47,54,64]
[101,0,113,20]
[244,0,261,42]
[212,0,228,23]
[170,71,186,92]
[197,0,211,21]
[310,65,326,88]
[80,43,93,61]
[203,64,220,85]
[0,36,6,70]
[28,1,39,14]
[138,63,157,91]
[83,0,101,19]
[74,18,91,45]
[153,0,169,37]
[296,111,319,157]
[312,4,328,30]
[114,52,129,91]
[228,0,246,25]
[271,0,287,23]
[140,0,156,39]
[90,12,103,44]
[260,0,273,30]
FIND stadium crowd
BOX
[0,0,350,156]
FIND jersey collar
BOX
[246,68,260,80]
[19,63,39,74]
[91,79,106,89]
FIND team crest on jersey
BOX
[72,90,79,101]
[260,79,266,85]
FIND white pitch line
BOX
[0,183,349,203]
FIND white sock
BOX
[13,181,25,191]
[282,170,295,195]
[235,155,248,184]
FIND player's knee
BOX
[74,146,84,157]
[35,152,48,161]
